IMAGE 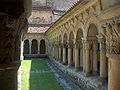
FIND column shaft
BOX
[75,48,79,70]
[20,41,24,60]
[100,42,107,79]
[63,48,66,64]
[108,57,120,90]
[68,48,72,66]
[59,47,61,61]
[93,44,98,74]
[38,41,40,54]
[83,44,86,73]
[29,41,32,54]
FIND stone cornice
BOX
[98,5,120,21]
[45,0,97,35]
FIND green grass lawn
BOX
[20,58,63,90]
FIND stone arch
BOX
[31,39,38,54]
[40,39,46,54]
[76,28,83,70]
[23,39,29,54]
[63,33,68,43]
[87,24,100,75]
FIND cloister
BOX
[0,0,120,90]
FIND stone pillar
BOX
[75,44,80,71]
[80,48,83,69]
[68,45,72,67]
[63,44,67,64]
[93,43,98,75]
[100,40,107,80]
[85,41,90,76]
[29,40,32,54]
[20,41,24,60]
[52,46,55,58]
[82,42,86,73]
[59,47,62,61]
[38,40,40,54]
[108,55,120,90]
[0,14,28,90]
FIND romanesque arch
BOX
[69,31,74,66]
[40,39,46,54]
[24,40,29,54]
[76,29,83,70]
[87,24,100,75]
[31,39,38,54]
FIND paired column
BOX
[63,43,67,64]
[68,45,73,67]
[59,47,62,61]
[84,41,90,76]
[82,41,86,73]
[93,42,98,75]
[75,44,80,71]
[99,39,107,80]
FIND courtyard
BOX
[20,58,63,90]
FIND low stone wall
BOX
[24,54,48,58]
[48,56,108,90]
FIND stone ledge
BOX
[48,56,108,90]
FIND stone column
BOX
[0,14,28,90]
[20,41,24,60]
[80,48,83,69]
[63,43,67,64]
[75,44,80,71]
[29,40,32,54]
[93,43,98,75]
[63,47,66,64]
[108,54,120,90]
[82,42,86,73]
[68,45,72,67]
[59,47,62,61]
[99,39,107,80]
[85,41,90,76]
[38,40,40,54]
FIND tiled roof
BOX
[27,26,49,33]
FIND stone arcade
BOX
[0,0,120,90]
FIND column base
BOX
[0,62,20,90]
[62,62,67,65]
[74,67,80,72]
[84,72,90,77]
[92,71,98,76]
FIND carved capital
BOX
[102,17,120,54]
[0,15,28,64]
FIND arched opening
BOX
[87,24,100,75]
[63,33,68,64]
[31,39,38,54]
[40,39,46,54]
[69,31,74,66]
[24,40,29,54]
[76,29,83,70]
